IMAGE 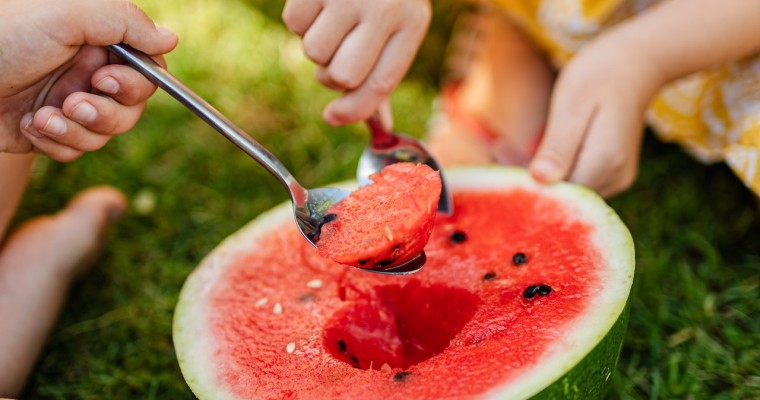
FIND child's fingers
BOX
[323,24,428,125]
[301,6,358,66]
[566,108,642,198]
[20,88,147,159]
[528,78,596,183]
[314,66,345,91]
[19,122,86,163]
[282,0,323,36]
[60,93,145,136]
[23,107,113,152]
[91,64,157,107]
[322,22,394,91]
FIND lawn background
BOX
[13,0,760,398]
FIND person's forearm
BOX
[608,0,760,84]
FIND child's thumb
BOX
[528,132,574,184]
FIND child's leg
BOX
[426,9,555,166]
[0,154,37,240]
[0,156,126,396]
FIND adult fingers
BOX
[323,22,429,125]
[282,0,323,36]
[59,0,177,55]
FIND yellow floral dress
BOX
[493,0,760,194]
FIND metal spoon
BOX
[359,115,453,215]
[109,44,423,274]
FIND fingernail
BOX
[71,102,97,124]
[95,76,120,94]
[323,110,340,126]
[21,113,44,138]
[42,115,67,137]
[155,24,175,37]
[530,159,562,182]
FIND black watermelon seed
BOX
[357,259,370,266]
[374,259,394,268]
[512,252,528,266]
[450,231,467,244]
[524,284,552,299]
[337,340,347,354]
[393,371,412,382]
[350,355,360,368]
[482,271,497,281]
[523,285,541,299]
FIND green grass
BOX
[13,1,760,398]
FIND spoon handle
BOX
[366,114,399,149]
[108,43,306,200]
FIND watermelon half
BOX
[174,166,635,399]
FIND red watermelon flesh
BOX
[177,168,634,399]
[317,162,441,270]
[323,279,481,370]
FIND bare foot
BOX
[426,10,555,167]
[0,186,126,397]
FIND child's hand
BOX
[0,0,177,162]
[282,0,431,125]
[528,32,664,198]
[528,0,760,198]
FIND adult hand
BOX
[0,0,178,161]
[282,0,431,126]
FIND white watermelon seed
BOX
[286,342,296,354]
[273,303,283,315]
[255,298,268,307]
[306,279,323,289]
[384,226,394,242]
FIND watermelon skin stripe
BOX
[173,167,635,400]
[528,300,630,399]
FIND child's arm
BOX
[0,0,178,162]
[529,0,760,197]
[282,0,431,126]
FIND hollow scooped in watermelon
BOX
[173,166,635,400]
[316,162,441,270]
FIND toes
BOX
[64,186,127,224]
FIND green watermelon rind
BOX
[529,300,630,399]
[173,166,635,400]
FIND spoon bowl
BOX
[109,44,423,274]
[359,116,453,215]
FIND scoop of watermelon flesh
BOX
[323,279,480,370]
[317,162,441,271]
